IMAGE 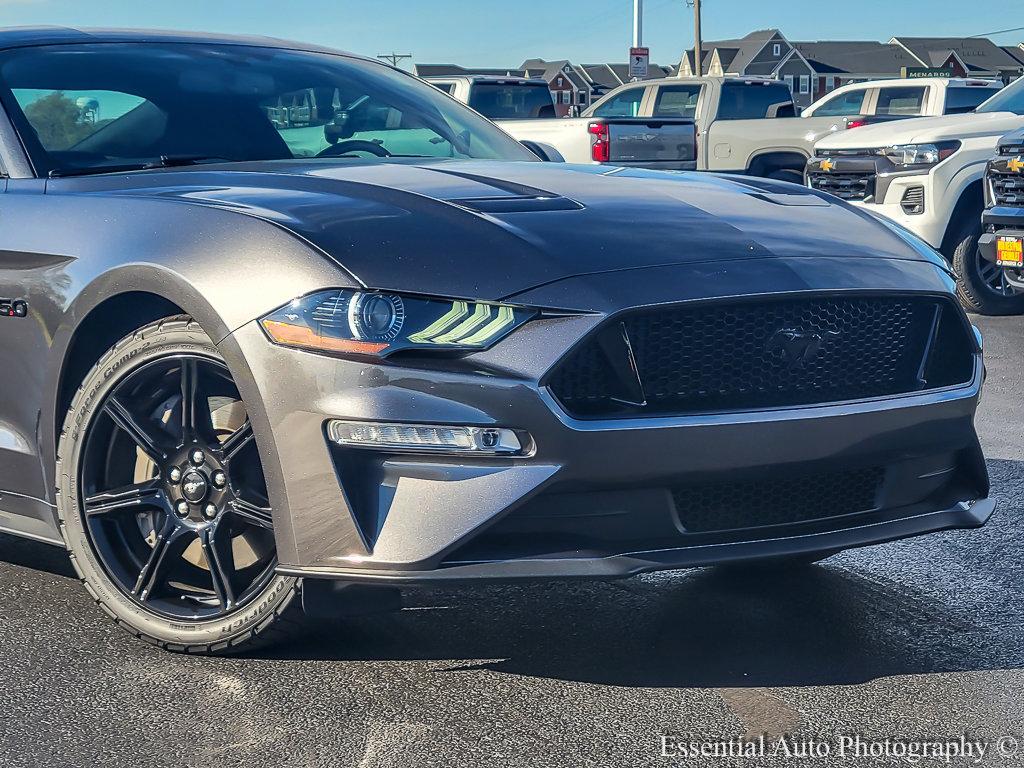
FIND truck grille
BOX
[673,466,884,533]
[546,294,975,418]
[990,172,1024,207]
[807,171,875,201]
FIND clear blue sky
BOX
[0,0,1018,69]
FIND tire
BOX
[949,215,1024,316]
[56,316,307,654]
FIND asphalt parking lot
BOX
[1,315,1021,768]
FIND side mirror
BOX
[795,105,804,117]
[520,141,565,162]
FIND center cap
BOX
[181,470,209,503]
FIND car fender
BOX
[27,192,353,492]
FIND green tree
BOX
[23,91,95,150]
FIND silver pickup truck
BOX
[425,74,697,170]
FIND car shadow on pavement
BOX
[268,457,1024,689]
[1,459,1020,691]
[0,533,76,578]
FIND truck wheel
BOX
[949,217,1024,316]
[766,169,803,185]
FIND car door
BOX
[0,92,78,534]
[0,173,53,522]
[806,86,870,118]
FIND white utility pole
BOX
[633,0,643,47]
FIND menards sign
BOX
[900,67,953,79]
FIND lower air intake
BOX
[673,467,885,533]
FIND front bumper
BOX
[980,206,1024,262]
[220,257,991,584]
[805,155,950,249]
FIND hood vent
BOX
[450,195,584,214]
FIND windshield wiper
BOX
[49,155,236,178]
[141,154,233,169]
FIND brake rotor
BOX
[134,396,266,570]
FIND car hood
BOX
[818,110,1023,149]
[62,158,938,302]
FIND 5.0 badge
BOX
[0,299,27,318]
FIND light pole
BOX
[633,0,643,48]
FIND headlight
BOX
[260,289,537,358]
[877,141,960,168]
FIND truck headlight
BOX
[260,289,536,358]
[877,141,960,168]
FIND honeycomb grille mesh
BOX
[548,295,973,417]
[673,467,885,533]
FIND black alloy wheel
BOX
[80,354,275,619]
[57,317,304,653]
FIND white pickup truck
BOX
[433,75,997,181]
[808,77,1024,315]
[802,77,1002,123]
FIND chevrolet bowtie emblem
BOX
[1008,156,1024,173]
[820,158,835,172]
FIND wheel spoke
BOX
[85,479,167,517]
[229,497,274,530]
[180,358,215,440]
[104,396,168,461]
[133,517,191,601]
[200,523,236,609]
[221,420,255,462]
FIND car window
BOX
[875,86,927,116]
[429,82,456,95]
[591,87,645,117]
[717,82,794,120]
[0,43,536,176]
[467,84,555,119]
[12,89,149,150]
[978,77,1024,114]
[944,86,1003,114]
[810,89,867,117]
[652,85,702,118]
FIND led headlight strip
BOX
[260,289,536,358]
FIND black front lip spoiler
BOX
[278,496,994,584]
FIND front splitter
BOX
[277,497,995,585]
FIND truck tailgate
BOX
[606,119,697,168]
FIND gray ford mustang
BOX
[0,28,993,653]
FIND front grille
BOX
[807,171,875,201]
[1000,143,1024,156]
[673,467,884,533]
[547,294,975,418]
[990,172,1024,206]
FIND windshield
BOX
[977,77,1024,115]
[0,42,537,176]
[468,83,555,119]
